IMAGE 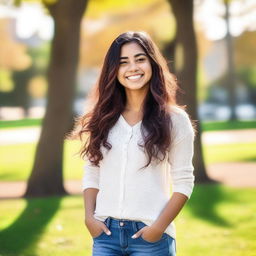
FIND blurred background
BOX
[0,0,255,255]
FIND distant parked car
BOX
[198,102,256,121]
[235,104,256,120]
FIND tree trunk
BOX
[24,0,88,197]
[168,0,214,183]
[162,37,176,73]
[224,0,237,120]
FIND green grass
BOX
[0,185,255,256]
[0,140,84,181]
[0,140,255,182]
[203,142,256,164]
[1,118,256,131]
[201,119,256,131]
[0,118,42,129]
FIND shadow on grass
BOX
[241,157,256,162]
[0,196,63,255]
[186,184,234,227]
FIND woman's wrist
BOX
[85,214,95,223]
[150,222,166,234]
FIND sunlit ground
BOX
[0,185,255,256]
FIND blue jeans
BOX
[92,217,176,256]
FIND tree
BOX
[224,0,237,120]
[168,0,214,183]
[25,0,88,197]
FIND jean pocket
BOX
[92,230,105,239]
[92,218,109,240]
[92,217,111,240]
[136,221,167,244]
[139,233,167,244]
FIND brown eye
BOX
[120,61,127,65]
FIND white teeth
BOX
[126,75,143,80]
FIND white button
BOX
[120,222,124,226]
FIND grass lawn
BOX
[1,118,256,131]
[0,118,42,129]
[0,185,255,256]
[200,119,256,131]
[0,140,84,181]
[203,142,256,163]
[0,140,256,181]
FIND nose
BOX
[127,61,139,72]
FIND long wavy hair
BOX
[70,31,183,168]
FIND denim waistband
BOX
[104,217,146,231]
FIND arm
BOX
[150,192,188,234]
[82,158,100,221]
[82,159,111,236]
[132,119,195,240]
[83,188,99,221]
[152,129,195,233]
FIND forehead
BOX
[120,42,146,57]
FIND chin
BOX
[128,85,148,91]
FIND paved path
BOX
[0,128,256,199]
[1,127,256,145]
[0,180,82,199]
[207,162,256,187]
[202,128,256,144]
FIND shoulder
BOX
[168,105,191,124]
[168,105,195,142]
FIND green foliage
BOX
[86,0,158,18]
[80,0,174,68]
[238,66,256,89]
[42,0,58,5]
[0,70,13,92]
[28,41,50,72]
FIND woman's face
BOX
[117,42,152,92]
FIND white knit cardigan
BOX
[82,105,195,239]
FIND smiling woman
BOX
[69,31,196,256]
[117,44,152,92]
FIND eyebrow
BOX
[120,53,147,59]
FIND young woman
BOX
[75,31,195,256]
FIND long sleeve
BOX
[168,109,195,199]
[82,156,100,191]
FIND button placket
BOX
[119,128,133,218]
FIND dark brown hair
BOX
[70,31,183,168]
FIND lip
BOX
[125,74,144,81]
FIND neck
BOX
[124,87,148,113]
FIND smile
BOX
[126,74,144,81]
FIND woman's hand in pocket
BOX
[85,217,111,238]
[132,225,163,243]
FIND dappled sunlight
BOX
[186,184,234,227]
[0,196,62,255]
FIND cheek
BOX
[117,69,124,82]
[144,64,152,78]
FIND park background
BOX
[0,0,256,255]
